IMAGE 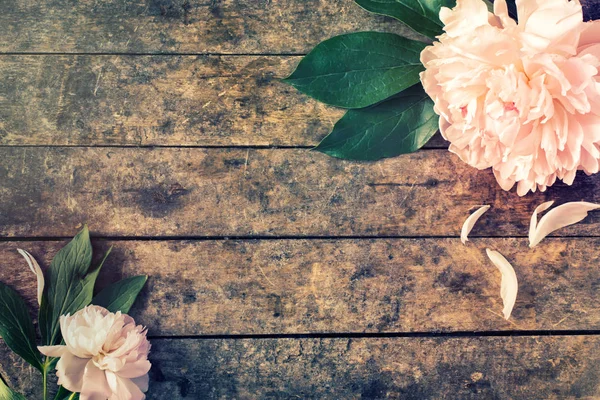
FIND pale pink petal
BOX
[461,205,491,244]
[116,359,152,379]
[17,249,44,305]
[493,0,516,28]
[520,0,583,54]
[106,371,146,400]
[130,374,149,393]
[38,345,67,358]
[579,20,600,49]
[440,0,490,38]
[529,201,600,247]
[528,201,555,244]
[486,249,518,320]
[80,362,112,400]
[55,352,88,393]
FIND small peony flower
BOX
[420,0,600,195]
[39,305,151,400]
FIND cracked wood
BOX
[1,148,599,238]
[2,336,600,399]
[0,0,423,54]
[1,238,599,335]
[0,55,447,147]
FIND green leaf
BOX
[39,226,109,345]
[0,282,42,371]
[354,0,455,38]
[53,386,78,400]
[283,32,426,108]
[0,375,25,400]
[92,276,148,314]
[315,85,439,160]
[482,0,493,12]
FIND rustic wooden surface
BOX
[1,0,599,398]
[0,55,448,147]
[2,148,599,238]
[3,336,600,399]
[0,0,423,54]
[2,239,600,335]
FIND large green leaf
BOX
[283,32,426,109]
[92,275,148,314]
[0,375,26,400]
[354,0,455,38]
[39,226,110,345]
[315,85,439,160]
[0,282,42,371]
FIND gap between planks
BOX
[147,330,600,341]
[0,52,308,56]
[3,235,600,242]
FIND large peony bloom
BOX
[39,306,151,400]
[420,0,600,195]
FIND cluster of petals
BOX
[420,0,600,195]
[39,305,151,400]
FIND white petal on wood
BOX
[529,202,600,248]
[486,249,518,320]
[17,249,45,305]
[461,205,491,244]
[528,201,554,244]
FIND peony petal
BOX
[17,249,44,305]
[461,205,491,244]
[116,358,152,379]
[528,201,555,244]
[486,249,518,320]
[106,371,146,400]
[55,352,88,393]
[130,374,149,393]
[529,201,600,247]
[38,345,67,358]
[80,362,112,400]
[440,0,490,38]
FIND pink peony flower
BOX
[39,305,151,400]
[420,0,600,195]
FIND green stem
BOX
[42,366,48,400]
[42,357,51,400]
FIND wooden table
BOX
[1,0,600,398]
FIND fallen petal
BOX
[529,202,600,247]
[528,201,554,244]
[486,249,518,320]
[17,249,44,306]
[461,205,491,244]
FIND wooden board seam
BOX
[145,330,600,340]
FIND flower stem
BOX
[42,357,51,400]
[42,365,48,400]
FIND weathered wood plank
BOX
[0,55,447,147]
[1,148,598,238]
[0,0,423,54]
[3,336,600,399]
[2,238,600,335]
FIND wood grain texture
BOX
[1,148,599,238]
[3,336,600,399]
[0,55,447,147]
[2,238,600,335]
[0,0,423,54]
